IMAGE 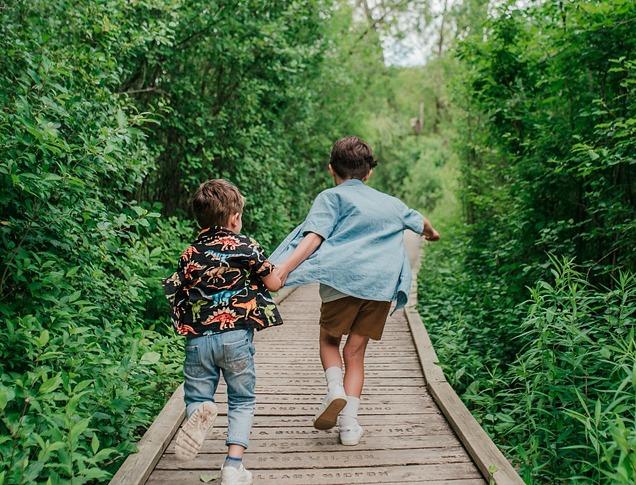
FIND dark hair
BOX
[191,179,244,228]
[329,136,378,180]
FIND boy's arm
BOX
[244,237,284,292]
[275,232,324,285]
[401,201,440,242]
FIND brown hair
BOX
[191,179,244,228]
[329,136,378,180]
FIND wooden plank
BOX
[109,288,297,485]
[147,463,483,484]
[156,447,472,470]
[254,346,420,352]
[253,351,426,358]
[253,360,422,368]
[165,434,465,454]
[428,382,524,485]
[225,377,426,386]
[250,369,426,378]
[183,413,451,429]
[216,385,429,395]
[211,393,433,404]
[191,402,438,416]
[357,482,485,485]
[246,422,452,438]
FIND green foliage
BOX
[419,245,636,482]
[117,0,336,248]
[0,0,347,482]
[415,0,636,482]
[455,0,636,284]
[0,0,193,481]
[3,0,633,483]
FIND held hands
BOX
[273,265,289,288]
[261,263,288,292]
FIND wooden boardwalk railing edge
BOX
[109,287,298,485]
[406,248,524,485]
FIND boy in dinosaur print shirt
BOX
[163,179,283,485]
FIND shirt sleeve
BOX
[162,251,191,329]
[399,201,425,234]
[302,191,339,239]
[163,250,188,301]
[245,238,275,277]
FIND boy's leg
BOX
[319,327,343,369]
[342,332,370,397]
[338,300,390,445]
[313,328,347,430]
[176,336,220,461]
[220,330,255,484]
[338,332,369,445]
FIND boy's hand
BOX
[424,228,440,241]
[423,219,441,241]
[274,265,289,287]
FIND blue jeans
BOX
[183,329,256,449]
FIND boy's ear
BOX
[363,169,373,181]
[327,164,335,177]
[228,212,241,226]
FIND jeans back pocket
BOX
[184,344,206,378]
[223,338,253,374]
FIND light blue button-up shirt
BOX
[270,179,424,310]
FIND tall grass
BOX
[418,238,636,483]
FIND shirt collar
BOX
[197,225,234,241]
[340,179,364,187]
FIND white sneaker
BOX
[221,463,253,485]
[339,420,364,446]
[175,401,217,461]
[313,386,347,430]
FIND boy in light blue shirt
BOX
[271,136,439,445]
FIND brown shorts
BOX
[319,296,392,341]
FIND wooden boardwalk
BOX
[112,234,523,485]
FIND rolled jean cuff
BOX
[225,438,249,449]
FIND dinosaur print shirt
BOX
[163,226,283,338]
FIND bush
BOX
[419,238,636,482]
[0,1,339,482]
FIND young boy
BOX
[163,179,284,485]
[271,136,439,446]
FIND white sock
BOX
[325,366,344,392]
[340,396,360,426]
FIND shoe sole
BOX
[175,402,218,461]
[313,397,347,430]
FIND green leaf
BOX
[199,472,219,483]
[69,418,91,444]
[79,467,110,480]
[0,385,16,411]
[140,351,160,365]
[91,434,99,454]
[39,374,62,394]
[48,442,66,453]
[92,447,118,462]
[36,330,50,348]
[150,247,162,257]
